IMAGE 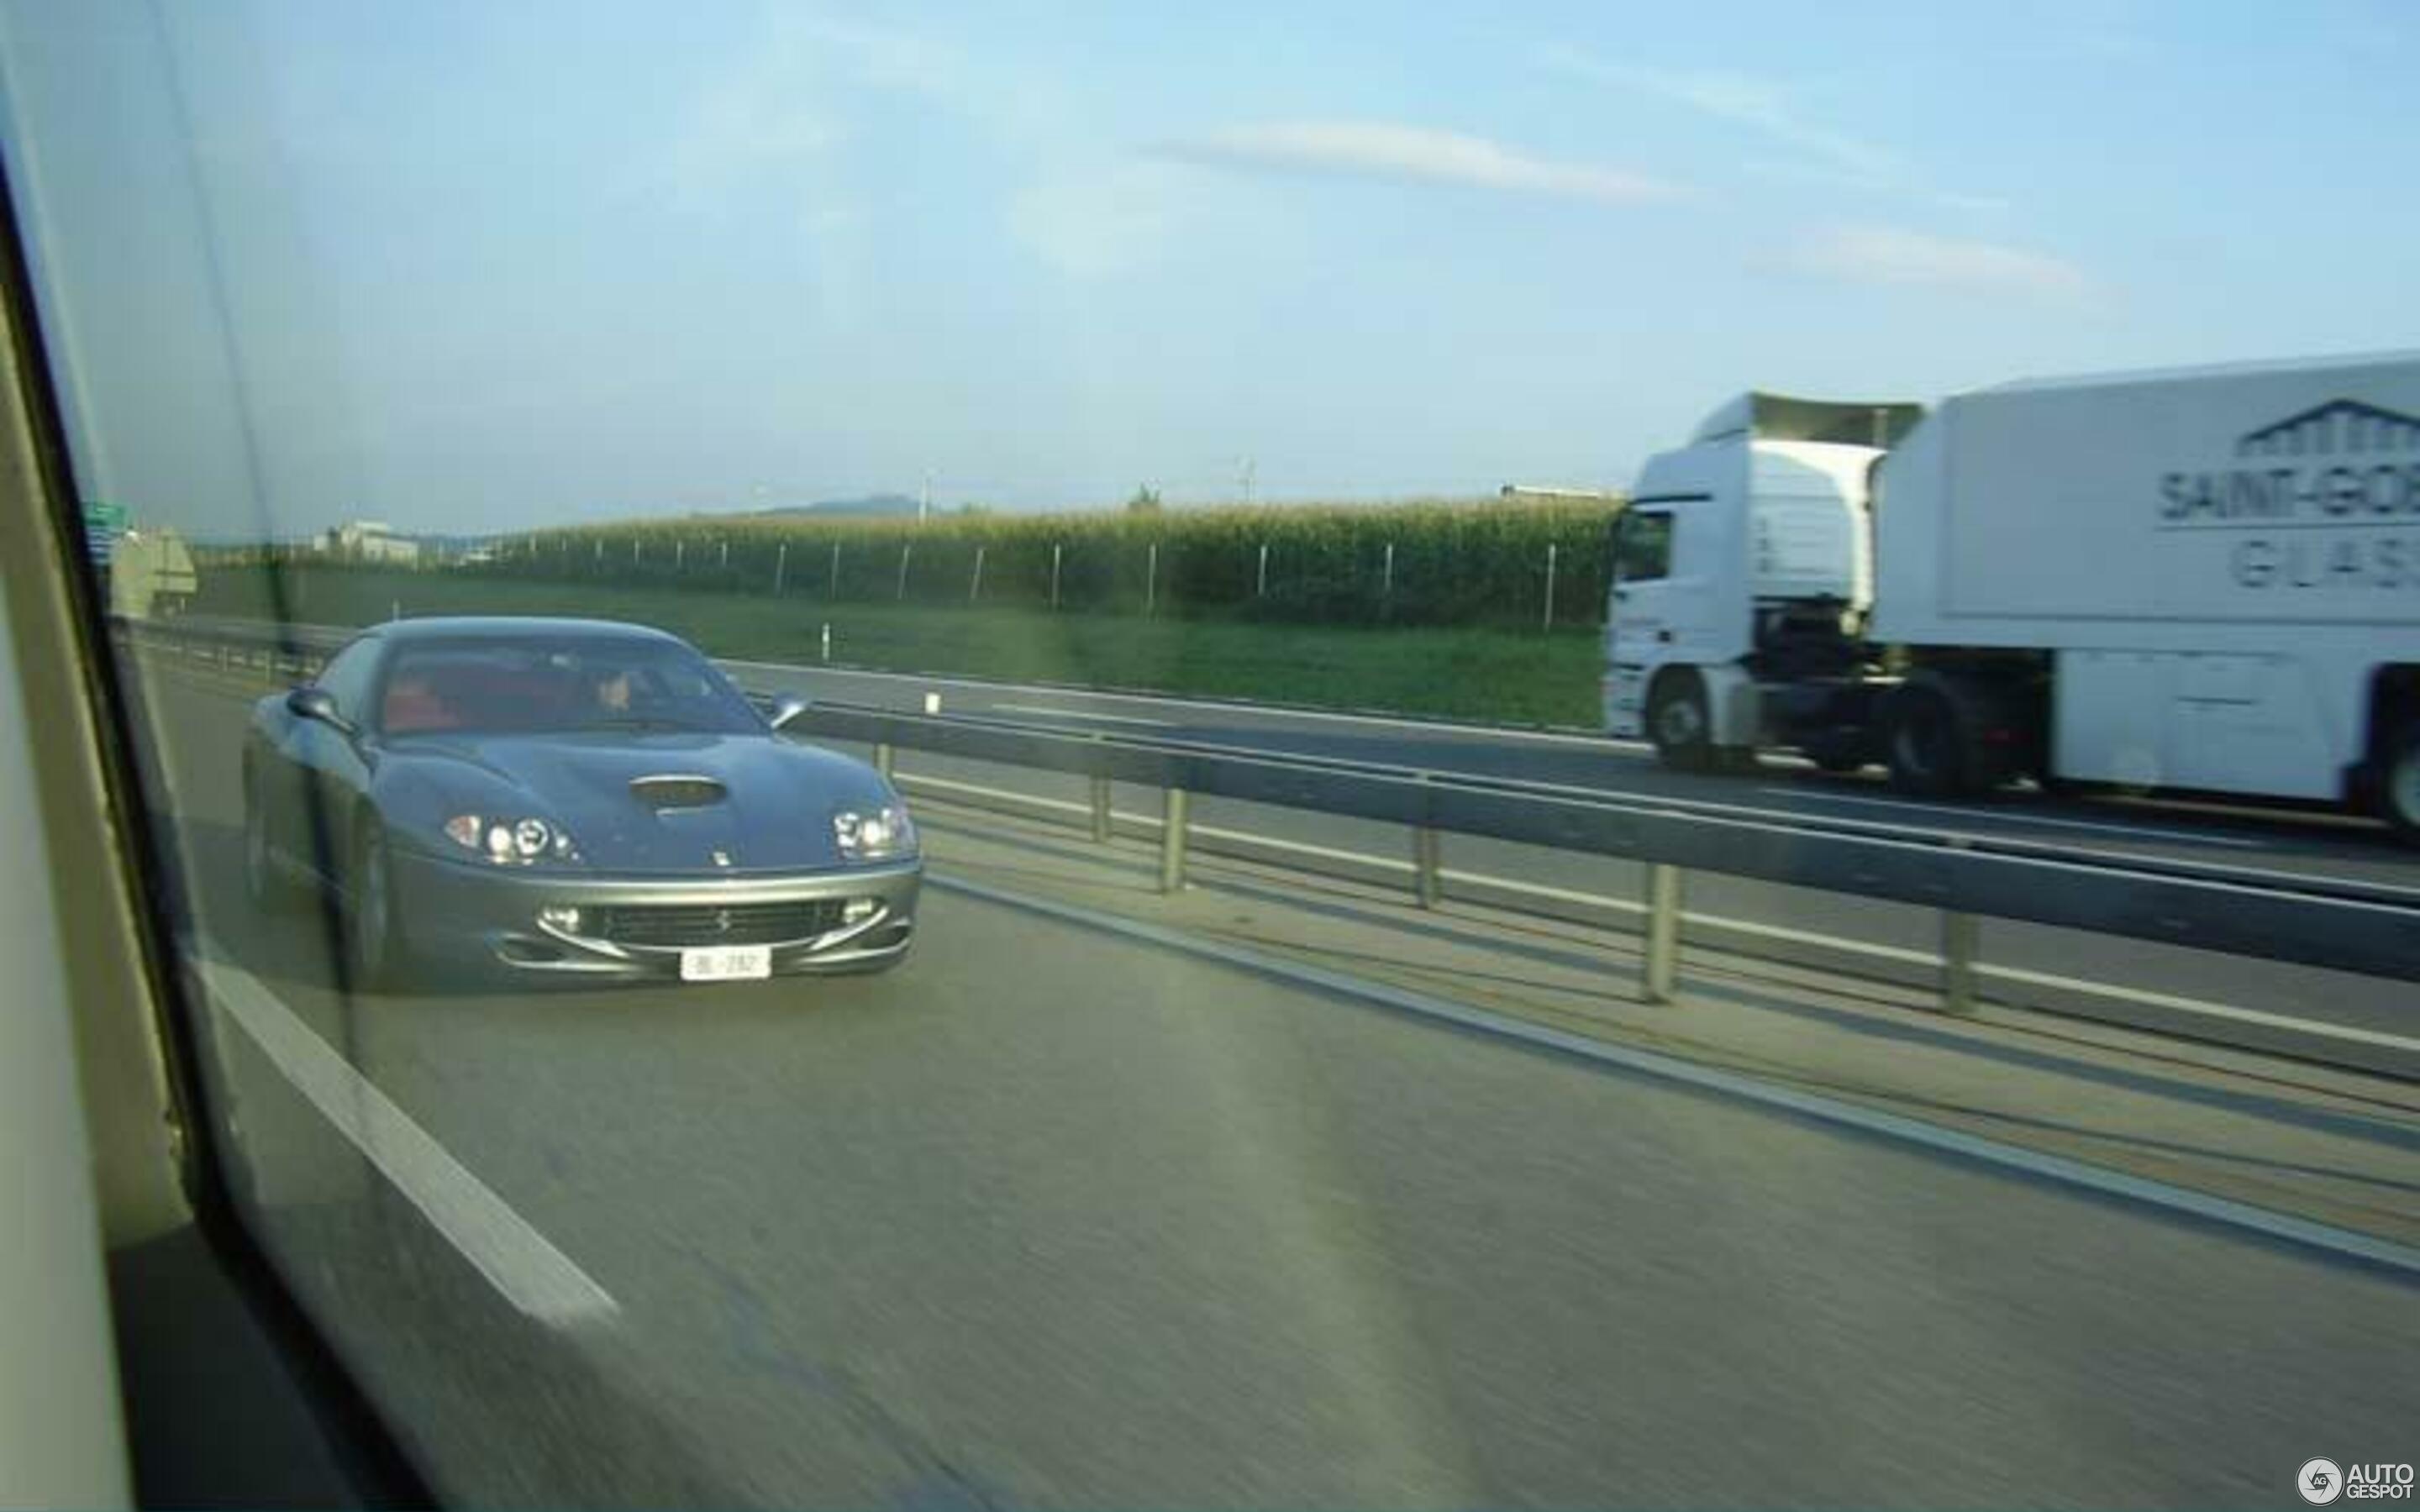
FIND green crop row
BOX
[339,500,1624,629]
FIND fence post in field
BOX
[594,538,603,565]
[1050,543,1063,609]
[1257,542,1269,597]
[720,540,729,570]
[1146,541,1159,618]
[1543,542,1559,632]
[774,543,787,594]
[969,545,986,604]
[676,539,685,571]
[633,538,641,565]
[896,543,913,601]
[1383,541,1395,601]
[829,541,842,598]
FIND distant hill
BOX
[761,493,920,518]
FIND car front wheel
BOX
[242,774,289,911]
[345,823,407,992]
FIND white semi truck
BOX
[1603,353,2420,831]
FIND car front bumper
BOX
[390,848,922,980]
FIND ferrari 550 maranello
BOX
[242,617,919,987]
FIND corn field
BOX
[271,500,1623,630]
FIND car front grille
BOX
[590,899,849,948]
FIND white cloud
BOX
[1157,121,1679,205]
[1781,225,2092,302]
[1537,46,1897,183]
[1931,192,2013,217]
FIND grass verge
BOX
[190,567,1605,727]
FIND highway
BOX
[113,654,2420,1505]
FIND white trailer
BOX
[1603,353,2420,831]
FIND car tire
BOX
[345,822,408,993]
[1647,671,1714,774]
[242,770,291,911]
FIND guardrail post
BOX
[1087,734,1113,843]
[1413,773,1442,909]
[1159,786,1188,894]
[1940,910,1980,1014]
[1640,863,1684,1003]
[873,741,895,781]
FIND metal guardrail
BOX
[786,703,2420,987]
[114,616,2420,1042]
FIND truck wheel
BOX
[2380,727,2420,840]
[1647,673,1713,774]
[1884,680,1987,799]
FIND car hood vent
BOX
[629,774,728,810]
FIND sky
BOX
[0,0,2414,539]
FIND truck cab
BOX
[1604,393,1920,769]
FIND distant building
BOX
[318,519,421,564]
[1498,486,1626,507]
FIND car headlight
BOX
[833,803,916,862]
[444,813,579,865]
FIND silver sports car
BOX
[242,617,919,988]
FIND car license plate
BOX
[680,944,771,982]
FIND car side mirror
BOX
[767,694,810,731]
[287,685,355,736]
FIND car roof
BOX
[360,617,690,647]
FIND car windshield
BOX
[376,636,761,737]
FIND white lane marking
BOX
[193,948,618,1326]
[986,702,1172,727]
[928,874,2420,1278]
[1982,963,2420,1054]
[717,656,1649,751]
[1761,788,2271,850]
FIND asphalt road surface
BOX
[123,664,2419,1508]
